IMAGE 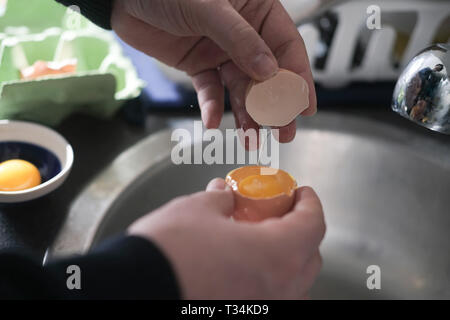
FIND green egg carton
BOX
[0,0,144,126]
[0,0,83,34]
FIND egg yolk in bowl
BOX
[0,159,42,192]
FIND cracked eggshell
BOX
[225,166,297,222]
[245,69,309,127]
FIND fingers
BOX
[168,190,234,219]
[272,120,297,143]
[259,0,317,116]
[216,1,315,137]
[194,1,278,81]
[219,60,297,145]
[272,187,326,254]
[206,178,229,191]
[219,61,260,133]
[290,187,326,248]
[205,178,233,217]
[295,251,322,299]
[192,70,225,129]
[291,187,324,216]
[181,178,234,218]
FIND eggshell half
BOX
[245,69,309,127]
[226,166,297,222]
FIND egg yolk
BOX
[0,159,42,192]
[226,166,296,199]
[239,175,291,198]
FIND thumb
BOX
[192,178,234,218]
[206,178,229,191]
[195,1,278,81]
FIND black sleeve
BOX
[56,0,114,30]
[0,235,181,299]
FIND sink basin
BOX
[47,111,450,299]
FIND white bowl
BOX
[0,120,74,203]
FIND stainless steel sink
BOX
[47,111,450,299]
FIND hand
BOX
[111,0,317,142]
[128,178,325,299]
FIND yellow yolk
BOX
[226,166,296,199]
[225,166,298,221]
[0,159,42,192]
[239,175,290,198]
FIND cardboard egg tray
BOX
[0,0,144,126]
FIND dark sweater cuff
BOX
[56,0,114,30]
[47,235,181,299]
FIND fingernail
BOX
[206,178,227,191]
[252,53,278,80]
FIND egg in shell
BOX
[225,166,297,222]
[20,59,77,81]
[245,68,309,127]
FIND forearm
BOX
[56,0,114,29]
[0,235,181,299]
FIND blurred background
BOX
[1,0,448,124]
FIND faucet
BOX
[392,43,450,134]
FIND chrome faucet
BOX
[392,43,450,134]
